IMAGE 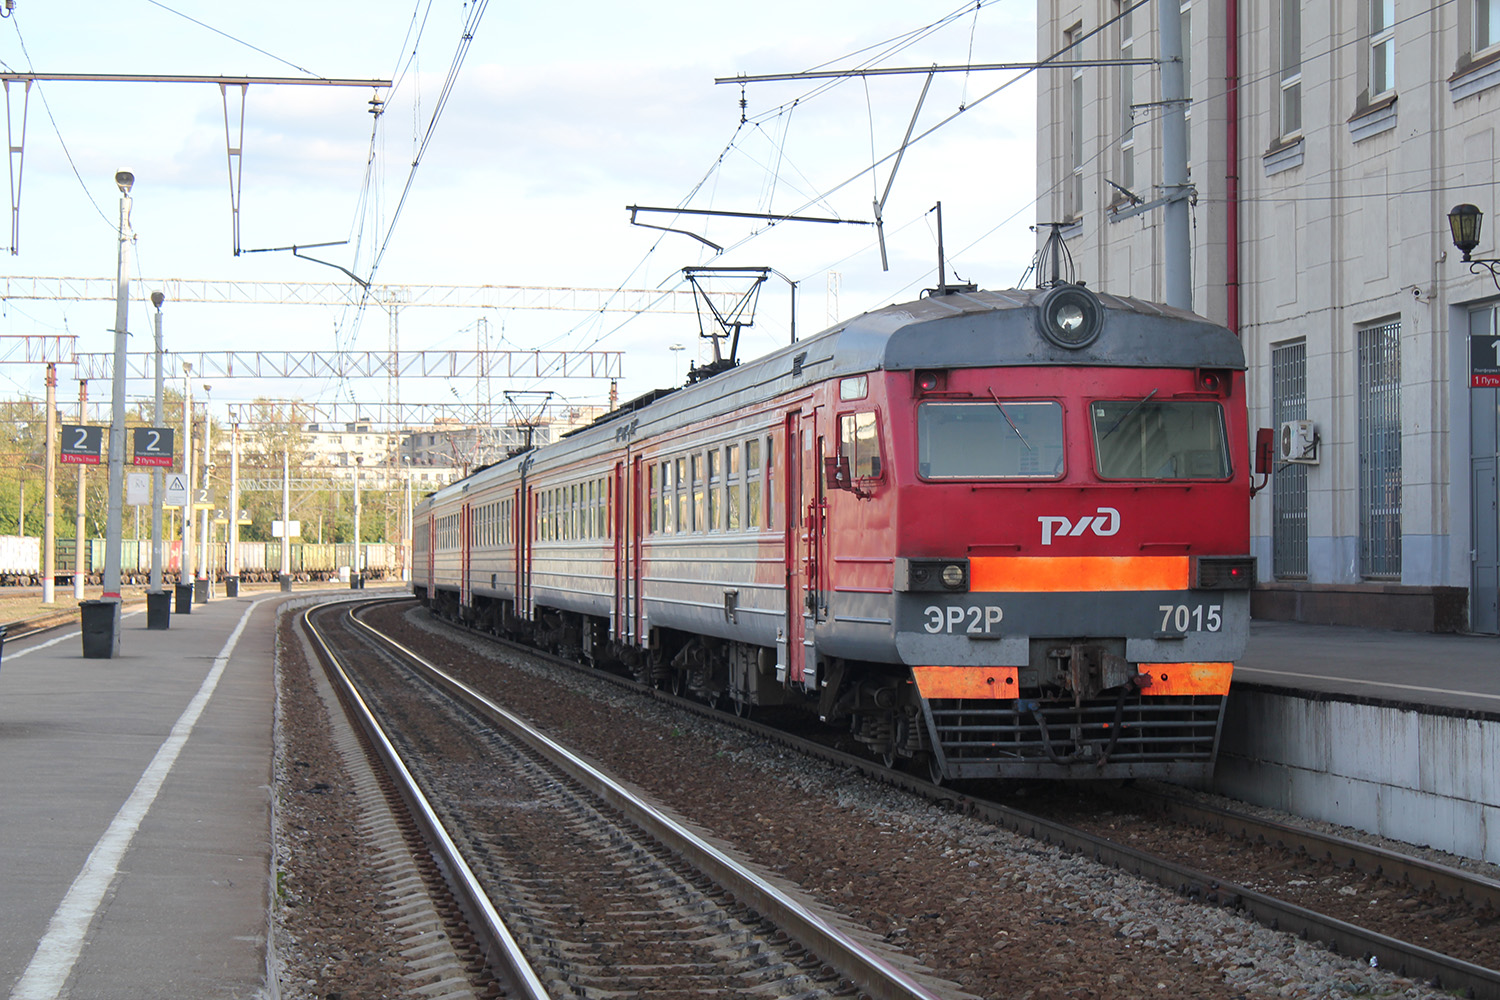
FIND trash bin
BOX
[194,577,209,604]
[146,590,171,630]
[225,575,240,598]
[175,583,194,615]
[279,573,293,593]
[350,573,364,590]
[79,600,120,659]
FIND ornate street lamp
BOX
[1448,203,1500,290]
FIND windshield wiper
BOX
[1100,388,1159,439]
[986,387,1033,452]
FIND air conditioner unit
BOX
[1278,420,1319,464]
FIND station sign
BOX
[60,424,104,465]
[131,427,175,467]
[1473,333,1500,389]
[163,473,190,509]
[193,488,215,510]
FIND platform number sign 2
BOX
[131,427,175,467]
[60,424,104,465]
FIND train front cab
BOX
[823,317,1253,782]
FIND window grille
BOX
[1271,341,1308,578]
[1358,321,1402,579]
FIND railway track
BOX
[301,598,967,1000]
[396,598,1500,999]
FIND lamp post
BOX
[150,291,165,593]
[180,362,194,600]
[197,383,211,600]
[1449,204,1500,291]
[669,343,685,383]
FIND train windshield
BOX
[917,401,1065,478]
[1091,397,1231,479]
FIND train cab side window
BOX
[839,411,884,478]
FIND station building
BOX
[1035,1,1500,633]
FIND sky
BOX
[0,0,1039,424]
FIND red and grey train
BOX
[414,283,1255,782]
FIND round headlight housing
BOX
[1039,285,1103,350]
[941,564,966,589]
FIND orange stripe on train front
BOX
[911,665,1020,700]
[969,555,1190,592]
[1136,662,1233,696]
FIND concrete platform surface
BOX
[0,592,285,1000]
[1238,619,1500,717]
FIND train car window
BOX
[649,464,661,534]
[917,401,1065,479]
[1091,399,1231,480]
[691,454,705,532]
[840,376,868,401]
[726,443,742,530]
[839,411,884,478]
[745,439,761,529]
[708,449,723,530]
[675,458,688,534]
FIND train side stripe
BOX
[969,555,1190,592]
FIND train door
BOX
[784,407,826,689]
[425,516,436,593]
[459,501,473,614]
[613,460,626,641]
[632,454,645,647]
[520,486,534,619]
[511,485,523,618]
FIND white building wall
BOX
[1038,1,1500,629]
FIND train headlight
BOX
[1039,285,1103,350]
[896,558,970,592]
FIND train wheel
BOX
[920,752,946,786]
[669,670,687,698]
[731,697,751,719]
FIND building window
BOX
[1271,341,1308,579]
[1358,321,1402,579]
[1279,0,1303,138]
[1480,0,1500,51]
[1117,4,1135,194]
[1370,0,1395,98]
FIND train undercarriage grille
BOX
[921,695,1227,780]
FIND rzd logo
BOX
[1038,506,1120,545]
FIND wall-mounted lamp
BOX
[1448,203,1500,291]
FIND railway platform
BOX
[0,586,365,1000]
[1216,620,1500,865]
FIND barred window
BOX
[1358,321,1402,579]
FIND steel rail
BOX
[408,600,1500,999]
[346,604,963,1000]
[1124,787,1500,913]
[299,604,549,1000]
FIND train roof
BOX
[419,285,1243,505]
